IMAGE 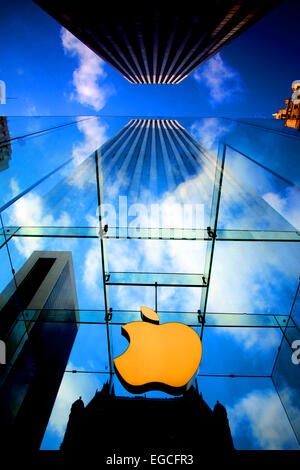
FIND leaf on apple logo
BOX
[140,306,160,324]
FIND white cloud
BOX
[63,117,109,191]
[7,178,72,258]
[263,192,286,213]
[263,187,300,230]
[70,117,108,167]
[61,28,114,111]
[190,118,232,151]
[86,213,98,227]
[82,245,101,293]
[194,53,242,105]
[217,326,280,351]
[228,389,300,450]
[9,177,20,198]
[279,387,300,433]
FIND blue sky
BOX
[1,0,300,117]
[1,0,300,453]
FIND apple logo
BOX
[114,306,202,395]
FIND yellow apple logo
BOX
[114,306,202,395]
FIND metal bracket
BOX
[99,224,109,238]
[197,310,205,324]
[207,226,217,239]
[105,308,113,322]
[105,273,110,283]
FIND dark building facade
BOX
[0,117,11,173]
[0,251,79,451]
[60,383,234,454]
[35,1,281,84]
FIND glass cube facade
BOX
[0,115,299,451]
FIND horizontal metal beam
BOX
[2,226,300,243]
[105,271,207,287]
[11,309,290,328]
[63,370,271,378]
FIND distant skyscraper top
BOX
[35,1,281,84]
[273,80,300,131]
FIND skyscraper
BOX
[0,251,79,451]
[99,118,214,202]
[34,1,281,84]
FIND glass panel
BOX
[106,239,207,273]
[4,226,300,242]
[0,116,94,208]
[222,118,300,188]
[217,229,300,242]
[100,118,216,230]
[197,376,299,450]
[14,226,99,238]
[291,282,300,330]
[0,226,19,248]
[218,147,298,231]
[205,313,280,327]
[8,312,111,372]
[199,326,282,376]
[104,226,208,240]
[276,316,299,347]
[65,323,109,373]
[0,115,299,452]
[208,142,225,231]
[272,337,300,445]
[0,243,13,294]
[207,241,300,315]
[157,286,202,312]
[108,285,158,311]
[6,236,105,310]
[2,153,98,230]
[110,310,200,326]
[40,371,110,450]
[22,309,105,324]
[4,311,29,366]
[9,310,289,329]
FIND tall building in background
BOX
[35,1,281,84]
[0,251,79,451]
[99,118,214,202]
[273,80,300,131]
[0,117,12,172]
